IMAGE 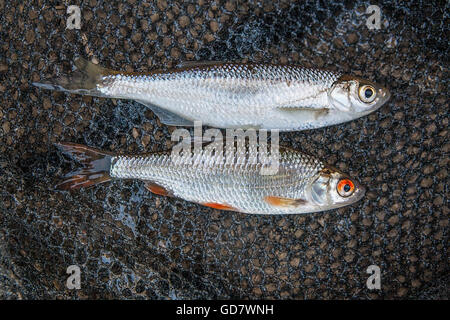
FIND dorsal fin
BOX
[177,61,224,69]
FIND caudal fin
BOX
[56,142,114,190]
[33,58,116,97]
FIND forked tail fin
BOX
[55,142,114,190]
[32,57,116,97]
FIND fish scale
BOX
[34,58,390,131]
[109,147,326,214]
[101,63,340,128]
[54,142,365,214]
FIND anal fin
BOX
[202,202,238,212]
[135,100,194,127]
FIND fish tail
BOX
[32,57,116,96]
[55,142,114,190]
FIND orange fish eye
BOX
[337,179,355,197]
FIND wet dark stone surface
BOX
[0,0,448,299]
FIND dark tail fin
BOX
[32,57,116,97]
[55,142,114,190]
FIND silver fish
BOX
[55,142,365,215]
[34,58,390,131]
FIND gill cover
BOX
[328,75,390,114]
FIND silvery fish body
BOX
[56,142,365,215]
[34,59,390,131]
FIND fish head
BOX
[306,167,365,211]
[328,75,390,117]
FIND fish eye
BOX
[337,178,355,197]
[358,85,376,103]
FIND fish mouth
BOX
[379,87,391,105]
[357,87,391,117]
[352,183,366,203]
[371,86,391,111]
[332,184,365,211]
[339,179,366,207]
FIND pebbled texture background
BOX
[0,0,448,299]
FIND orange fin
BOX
[55,142,113,190]
[264,196,307,207]
[145,182,172,197]
[202,202,238,212]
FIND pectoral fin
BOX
[276,107,329,120]
[264,196,307,208]
[135,100,194,127]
